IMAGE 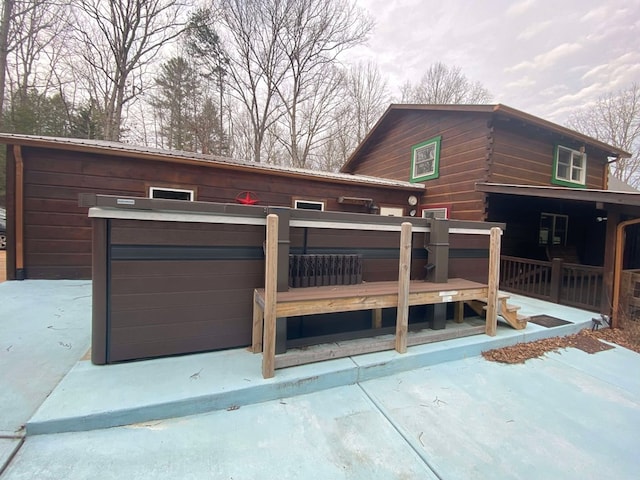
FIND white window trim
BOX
[421,207,449,219]
[149,187,195,201]
[294,199,325,211]
[411,136,441,182]
[554,145,586,186]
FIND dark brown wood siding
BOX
[490,118,608,189]
[107,220,265,362]
[17,146,419,279]
[343,110,491,221]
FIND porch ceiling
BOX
[476,182,640,209]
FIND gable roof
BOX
[341,104,631,173]
[0,133,424,192]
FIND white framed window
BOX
[149,187,195,201]
[411,136,441,182]
[379,206,404,216]
[553,145,586,187]
[294,200,324,211]
[421,207,449,219]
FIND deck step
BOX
[465,296,528,330]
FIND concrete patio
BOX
[1,280,639,479]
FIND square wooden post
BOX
[395,222,412,353]
[485,227,501,336]
[262,214,279,378]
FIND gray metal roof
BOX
[0,133,424,191]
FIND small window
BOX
[553,145,586,187]
[294,200,324,211]
[379,206,404,216]
[422,207,449,219]
[411,136,441,182]
[539,213,568,246]
[149,187,195,201]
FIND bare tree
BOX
[217,0,289,163]
[0,0,14,126]
[400,62,491,104]
[567,83,640,188]
[344,60,389,144]
[72,0,186,141]
[217,0,372,166]
[274,0,373,168]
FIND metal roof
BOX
[341,103,631,173]
[0,133,424,191]
[476,182,640,207]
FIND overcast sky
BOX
[352,0,640,124]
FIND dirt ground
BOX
[483,316,640,364]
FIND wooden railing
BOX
[500,255,603,311]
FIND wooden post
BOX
[14,145,25,279]
[262,214,279,378]
[395,222,412,353]
[372,308,382,329]
[549,258,563,304]
[251,290,263,353]
[454,302,464,323]
[485,227,501,336]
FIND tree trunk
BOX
[0,0,14,129]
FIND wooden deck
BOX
[253,216,503,378]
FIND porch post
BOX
[601,209,620,315]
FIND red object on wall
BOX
[235,191,260,205]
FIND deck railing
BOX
[500,255,603,311]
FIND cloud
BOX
[517,20,553,40]
[506,0,536,17]
[505,43,584,73]
[505,77,536,89]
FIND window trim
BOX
[410,135,442,182]
[421,206,449,219]
[552,145,587,188]
[294,199,325,211]
[149,186,195,201]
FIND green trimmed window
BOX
[411,136,441,182]
[553,145,586,187]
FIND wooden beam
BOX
[612,218,640,328]
[251,290,264,353]
[13,145,24,278]
[485,227,501,336]
[262,214,279,378]
[395,222,412,353]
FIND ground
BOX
[483,317,640,363]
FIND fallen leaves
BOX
[481,328,630,364]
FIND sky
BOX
[351,0,640,124]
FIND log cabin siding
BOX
[343,110,491,221]
[14,145,420,279]
[490,118,608,189]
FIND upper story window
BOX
[149,187,195,201]
[553,145,586,187]
[410,136,441,182]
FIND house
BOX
[1,133,506,361]
[341,104,640,319]
[0,133,427,280]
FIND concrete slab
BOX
[0,281,91,433]
[27,349,359,435]
[0,438,22,474]
[360,345,640,480]
[3,386,437,480]
[25,289,594,435]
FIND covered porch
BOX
[477,183,640,322]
